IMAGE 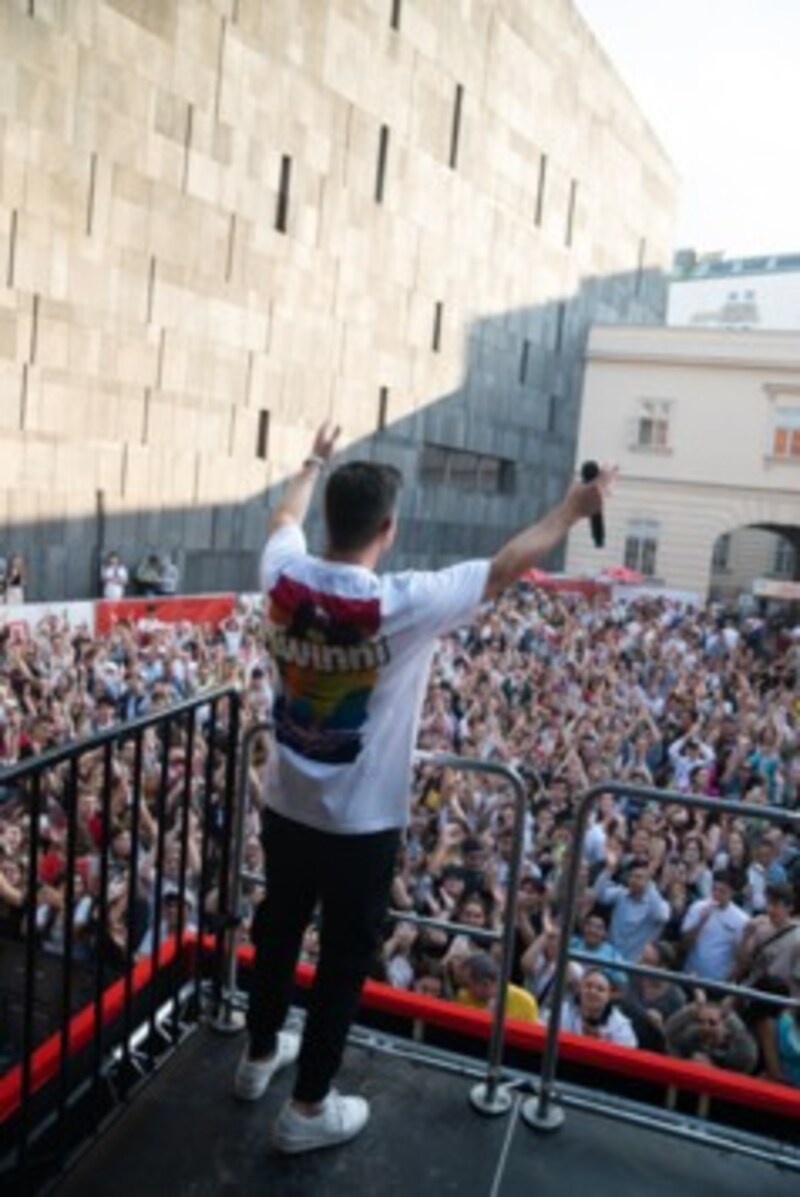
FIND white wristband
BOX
[302,454,326,471]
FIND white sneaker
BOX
[272,1090,370,1154]
[233,1031,300,1101]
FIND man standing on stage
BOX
[235,421,610,1153]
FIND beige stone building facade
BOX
[566,325,800,598]
[0,0,677,598]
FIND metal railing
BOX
[520,779,800,1169]
[221,730,532,1114]
[0,687,241,1191]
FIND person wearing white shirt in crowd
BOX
[682,869,749,982]
[553,968,637,1048]
[158,554,180,596]
[100,551,129,600]
[668,725,715,791]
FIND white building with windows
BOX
[669,250,800,331]
[565,325,800,598]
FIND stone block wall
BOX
[0,0,677,597]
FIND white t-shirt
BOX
[682,898,749,981]
[555,999,638,1048]
[260,523,489,833]
[101,562,129,600]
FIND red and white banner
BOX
[95,594,237,636]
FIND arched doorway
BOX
[709,524,800,608]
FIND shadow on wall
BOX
[3,265,665,602]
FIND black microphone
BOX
[580,460,605,548]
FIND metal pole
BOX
[212,719,271,1033]
[469,761,527,1115]
[521,791,592,1131]
[210,692,241,1019]
[414,750,532,1116]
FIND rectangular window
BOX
[535,154,547,227]
[419,443,515,495]
[476,457,500,493]
[625,520,659,577]
[519,339,530,385]
[772,406,800,458]
[420,443,447,484]
[432,301,443,353]
[498,460,516,496]
[554,302,566,353]
[256,409,270,459]
[378,385,389,431]
[449,83,464,170]
[375,124,390,203]
[547,394,558,434]
[635,399,671,448]
[565,178,578,247]
[390,0,402,30]
[635,237,646,296]
[712,533,731,572]
[275,155,291,233]
[774,537,795,576]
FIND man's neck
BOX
[324,544,382,571]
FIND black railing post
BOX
[55,757,80,1168]
[170,707,197,1039]
[211,692,241,1019]
[147,716,172,1069]
[122,727,145,1087]
[18,773,42,1176]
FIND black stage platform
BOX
[55,1026,798,1197]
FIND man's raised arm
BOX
[268,421,341,537]
[484,466,613,601]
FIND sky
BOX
[573,0,800,257]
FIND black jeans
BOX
[247,807,400,1103]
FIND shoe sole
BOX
[273,1115,369,1154]
[234,1083,270,1102]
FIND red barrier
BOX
[95,594,237,636]
[237,946,800,1121]
[4,941,798,1128]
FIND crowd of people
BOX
[0,584,799,1088]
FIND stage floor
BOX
[55,1025,799,1197]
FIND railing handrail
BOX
[227,733,531,1111]
[0,684,239,783]
[0,686,243,1188]
[528,778,800,1131]
[567,948,800,1010]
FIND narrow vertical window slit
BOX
[276,155,292,232]
[449,84,464,170]
[375,126,390,204]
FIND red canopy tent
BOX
[521,569,611,598]
[599,565,645,585]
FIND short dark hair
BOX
[765,882,794,909]
[324,461,402,552]
[464,952,499,985]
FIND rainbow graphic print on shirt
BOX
[267,574,390,764]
